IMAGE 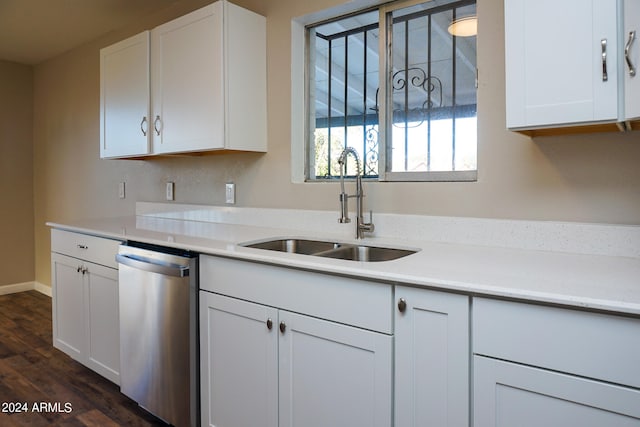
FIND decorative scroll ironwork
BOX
[364,126,379,176]
[372,67,443,127]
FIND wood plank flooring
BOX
[0,291,169,426]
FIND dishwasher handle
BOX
[116,253,190,278]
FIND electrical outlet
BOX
[166,182,175,201]
[225,183,235,204]
[118,182,126,199]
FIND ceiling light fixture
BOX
[447,15,477,37]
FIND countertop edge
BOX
[46,219,640,318]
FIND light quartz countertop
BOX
[47,203,640,317]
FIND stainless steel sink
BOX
[242,238,417,262]
[314,245,416,262]
[244,238,340,255]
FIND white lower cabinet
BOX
[199,255,393,427]
[474,356,640,427]
[199,292,278,427]
[51,230,121,384]
[278,310,392,427]
[394,286,469,427]
[473,297,640,426]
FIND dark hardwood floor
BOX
[0,291,169,426]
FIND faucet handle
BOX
[360,210,375,234]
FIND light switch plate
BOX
[118,182,126,199]
[166,182,174,201]
[225,183,235,204]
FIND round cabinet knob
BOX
[398,298,407,313]
[279,321,286,334]
[266,318,273,330]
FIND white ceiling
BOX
[0,0,177,65]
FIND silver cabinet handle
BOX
[279,321,286,334]
[398,298,407,313]
[266,318,273,330]
[76,266,82,273]
[601,39,608,82]
[625,30,637,77]
[140,116,148,136]
[153,115,162,136]
[77,244,88,249]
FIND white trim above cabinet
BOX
[505,0,639,135]
[100,0,267,159]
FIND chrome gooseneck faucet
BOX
[337,147,375,239]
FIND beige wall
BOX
[33,0,640,287]
[0,60,34,286]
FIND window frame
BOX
[379,0,478,182]
[291,0,477,183]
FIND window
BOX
[306,0,477,182]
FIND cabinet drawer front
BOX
[51,229,122,268]
[473,298,640,388]
[474,356,640,426]
[200,255,392,334]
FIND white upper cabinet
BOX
[100,32,150,159]
[624,0,640,125]
[99,0,266,158]
[505,0,639,133]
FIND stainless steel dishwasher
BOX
[116,242,199,427]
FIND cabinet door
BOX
[624,0,640,121]
[394,286,469,427]
[85,262,120,384]
[474,356,640,427]
[200,292,278,427]
[100,31,150,158]
[505,0,619,129]
[51,253,85,360]
[151,3,224,154]
[278,311,392,427]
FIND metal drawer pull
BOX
[77,244,88,249]
[625,30,636,77]
[266,318,273,330]
[601,39,608,82]
[140,116,148,136]
[279,321,286,334]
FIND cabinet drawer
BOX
[51,229,122,269]
[473,298,640,388]
[474,356,640,425]
[200,255,392,334]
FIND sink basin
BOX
[242,238,417,262]
[245,239,340,255]
[315,245,416,262]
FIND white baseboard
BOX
[0,281,52,297]
[34,282,52,297]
